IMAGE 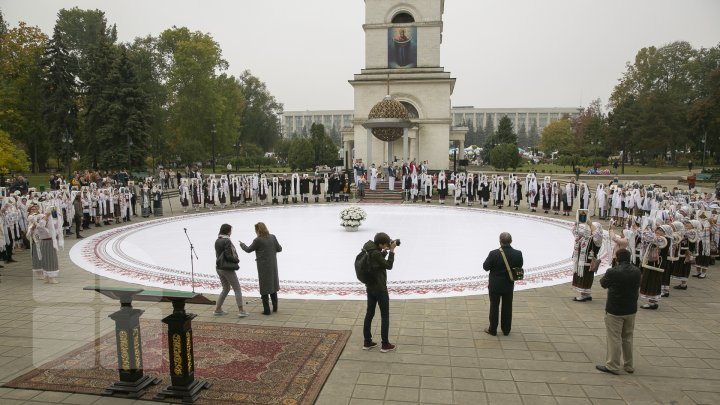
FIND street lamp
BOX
[619,125,626,175]
[234,138,241,162]
[701,129,707,171]
[61,127,74,179]
[127,134,133,178]
[211,124,217,174]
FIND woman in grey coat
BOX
[240,222,282,315]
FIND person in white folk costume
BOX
[422,172,433,203]
[508,174,522,210]
[525,173,539,212]
[218,175,229,209]
[571,221,605,302]
[562,180,576,216]
[433,171,445,204]
[465,173,475,206]
[271,176,280,205]
[479,174,490,208]
[369,164,378,191]
[453,172,464,206]
[541,176,552,213]
[495,176,506,209]
[595,184,607,219]
[490,174,498,206]
[255,174,266,206]
[578,182,591,210]
[290,173,300,203]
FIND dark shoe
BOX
[673,284,687,290]
[261,295,271,315]
[661,292,669,298]
[380,343,396,353]
[573,296,592,302]
[502,332,510,336]
[484,328,497,336]
[596,365,619,375]
[641,303,659,310]
[362,341,378,350]
[76,235,84,239]
[270,293,278,312]
[7,259,18,263]
[692,273,701,278]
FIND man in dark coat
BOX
[483,232,523,336]
[596,249,641,375]
[362,232,397,353]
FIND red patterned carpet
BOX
[6,320,350,404]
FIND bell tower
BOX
[347,0,464,171]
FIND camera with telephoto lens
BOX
[394,239,401,246]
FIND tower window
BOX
[392,12,415,23]
[401,102,419,119]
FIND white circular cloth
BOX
[70,204,582,300]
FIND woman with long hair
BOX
[240,222,283,315]
[214,224,249,317]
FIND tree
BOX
[238,70,283,151]
[309,123,339,167]
[527,121,539,148]
[287,138,314,170]
[489,143,520,171]
[517,123,528,149]
[496,116,517,145]
[42,26,78,171]
[0,21,50,171]
[0,129,30,172]
[82,32,117,168]
[158,27,228,165]
[539,119,573,156]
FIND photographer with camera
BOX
[361,232,398,352]
[483,232,523,336]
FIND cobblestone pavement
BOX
[1,175,718,404]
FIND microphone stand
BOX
[183,228,199,293]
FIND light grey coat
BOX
[240,234,282,295]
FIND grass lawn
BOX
[506,163,690,175]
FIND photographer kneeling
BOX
[362,232,398,352]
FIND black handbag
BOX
[499,248,524,281]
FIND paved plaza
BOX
[1,174,719,404]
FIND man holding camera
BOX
[362,232,398,352]
[483,232,523,336]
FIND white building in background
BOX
[282,107,580,138]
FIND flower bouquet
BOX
[339,206,367,231]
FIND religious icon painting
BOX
[388,27,417,68]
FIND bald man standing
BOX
[483,232,523,336]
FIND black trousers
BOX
[488,291,513,334]
[363,289,390,344]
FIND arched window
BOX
[401,102,419,119]
[392,12,415,24]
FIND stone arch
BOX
[387,4,421,24]
[393,94,424,119]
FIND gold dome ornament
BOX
[368,95,409,142]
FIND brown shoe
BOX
[380,343,396,353]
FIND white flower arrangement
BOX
[340,206,368,228]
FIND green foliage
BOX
[309,123,339,167]
[489,143,521,171]
[496,116,517,144]
[287,138,314,171]
[539,119,573,155]
[238,70,283,151]
[0,130,30,172]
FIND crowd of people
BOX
[1,170,168,284]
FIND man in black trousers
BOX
[596,249,641,375]
[483,232,523,336]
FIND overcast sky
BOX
[3,0,719,111]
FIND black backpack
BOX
[354,249,372,284]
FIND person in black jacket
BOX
[362,232,397,353]
[214,224,249,318]
[596,249,641,375]
[483,232,523,336]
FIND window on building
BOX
[392,12,415,23]
[401,102,419,118]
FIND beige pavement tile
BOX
[549,384,589,397]
[581,385,621,400]
[452,378,484,392]
[419,388,453,404]
[486,392,523,404]
[453,390,488,405]
[356,372,389,385]
[388,374,420,388]
[385,386,419,402]
[483,380,518,394]
[351,384,386,400]
[522,395,559,404]
[517,382,552,396]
